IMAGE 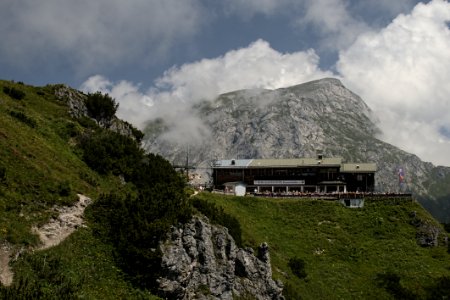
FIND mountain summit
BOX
[144,78,450,222]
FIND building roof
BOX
[212,159,252,168]
[213,157,343,168]
[212,157,376,173]
[248,157,342,167]
[340,163,377,173]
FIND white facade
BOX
[224,182,247,196]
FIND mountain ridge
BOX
[144,78,450,222]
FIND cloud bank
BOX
[81,0,450,166]
[338,0,450,166]
[0,0,204,76]
[82,40,332,144]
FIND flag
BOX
[398,168,405,183]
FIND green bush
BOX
[9,110,37,128]
[78,130,143,177]
[56,121,80,140]
[426,276,450,299]
[57,181,72,197]
[88,153,191,291]
[79,171,99,187]
[288,257,307,279]
[77,116,99,129]
[283,283,303,300]
[85,92,118,123]
[3,86,26,100]
[376,272,416,299]
[191,197,242,247]
[122,120,144,143]
[0,165,5,181]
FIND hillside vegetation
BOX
[1,79,450,299]
[0,80,191,298]
[192,192,450,299]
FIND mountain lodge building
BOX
[212,156,376,195]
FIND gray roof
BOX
[213,159,252,168]
[248,157,342,167]
[212,157,376,173]
[341,163,377,173]
[213,157,343,168]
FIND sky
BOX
[1,0,450,166]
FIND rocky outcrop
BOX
[53,85,139,140]
[54,84,88,119]
[409,211,446,247]
[158,216,283,300]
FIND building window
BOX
[357,174,363,181]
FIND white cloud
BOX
[0,0,204,75]
[338,0,450,166]
[153,39,332,102]
[297,0,371,50]
[82,39,332,143]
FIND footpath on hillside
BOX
[0,194,91,286]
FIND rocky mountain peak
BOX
[144,78,450,222]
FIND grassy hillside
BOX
[0,80,115,244]
[2,79,449,299]
[0,80,160,298]
[192,192,450,299]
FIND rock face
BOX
[158,216,283,300]
[53,85,139,140]
[144,78,450,223]
[54,84,88,119]
[409,211,445,247]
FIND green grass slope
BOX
[193,192,450,299]
[0,80,159,298]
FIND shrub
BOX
[426,276,450,299]
[376,272,416,299]
[88,153,191,290]
[288,257,307,279]
[9,110,37,128]
[57,181,72,197]
[77,116,99,129]
[283,283,303,300]
[56,121,80,140]
[0,165,5,181]
[191,197,242,247]
[124,121,144,143]
[79,171,99,187]
[85,92,118,124]
[3,86,26,100]
[78,130,143,178]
